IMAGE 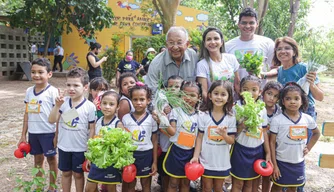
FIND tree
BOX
[288,0,301,37]
[7,0,114,56]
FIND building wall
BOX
[60,1,208,69]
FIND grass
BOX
[319,73,334,83]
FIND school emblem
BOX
[132,127,146,142]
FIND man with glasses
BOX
[146,26,198,92]
[225,7,276,85]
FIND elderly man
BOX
[146,26,198,92]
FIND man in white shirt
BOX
[225,7,276,85]
[52,42,64,72]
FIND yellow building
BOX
[60,1,208,69]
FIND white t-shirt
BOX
[120,95,135,113]
[198,111,237,171]
[95,116,120,136]
[225,35,275,82]
[267,104,282,126]
[122,112,158,151]
[196,53,239,88]
[58,97,96,152]
[270,113,317,164]
[24,84,58,133]
[234,101,268,148]
[169,107,199,150]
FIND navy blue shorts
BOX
[163,144,194,178]
[58,149,85,173]
[133,149,153,178]
[28,133,57,157]
[202,169,230,179]
[87,163,122,184]
[230,142,264,180]
[158,152,167,176]
[272,160,305,187]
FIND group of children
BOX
[19,58,320,192]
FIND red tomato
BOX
[157,146,162,157]
[122,164,137,183]
[18,142,31,154]
[185,162,204,181]
[82,160,90,172]
[253,159,273,176]
[14,149,24,158]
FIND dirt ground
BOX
[0,74,334,192]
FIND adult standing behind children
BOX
[225,7,277,84]
[146,26,198,92]
[196,27,240,102]
[87,42,108,81]
[116,50,142,86]
[49,67,96,192]
[53,42,64,72]
[18,58,58,192]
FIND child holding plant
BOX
[85,91,123,192]
[190,80,236,192]
[230,75,270,192]
[259,81,283,192]
[161,81,202,192]
[49,67,96,192]
[122,83,158,192]
[118,72,138,120]
[18,58,59,192]
[270,82,320,192]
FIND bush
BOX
[132,35,166,62]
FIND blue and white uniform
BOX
[198,111,237,178]
[122,112,158,178]
[120,95,135,113]
[270,112,317,187]
[230,101,268,180]
[88,116,122,184]
[163,107,199,178]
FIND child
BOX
[88,77,110,119]
[122,83,158,192]
[190,80,236,192]
[18,58,58,192]
[85,91,123,192]
[230,75,271,192]
[157,75,183,192]
[162,81,202,192]
[118,72,138,121]
[259,81,283,192]
[49,67,96,192]
[270,82,320,192]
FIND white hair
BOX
[166,26,189,42]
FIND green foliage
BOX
[235,92,265,134]
[85,127,137,169]
[102,35,124,83]
[188,28,204,48]
[132,34,166,62]
[0,0,24,16]
[238,52,264,76]
[14,167,57,192]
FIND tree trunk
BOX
[44,29,52,57]
[288,0,300,37]
[256,0,269,35]
[157,0,181,33]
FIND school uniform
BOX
[120,95,135,113]
[198,111,237,178]
[230,101,268,180]
[88,116,122,184]
[58,97,96,173]
[270,112,317,187]
[122,112,158,178]
[163,107,199,178]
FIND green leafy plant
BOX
[238,52,264,76]
[235,92,265,134]
[14,167,57,192]
[101,35,124,83]
[85,127,137,169]
[132,35,166,62]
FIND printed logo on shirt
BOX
[124,64,133,70]
[132,127,146,142]
[26,98,42,113]
[65,117,79,128]
[181,120,197,133]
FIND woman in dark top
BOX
[116,50,142,86]
[86,42,108,80]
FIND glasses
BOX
[276,46,293,52]
[239,21,256,26]
[166,41,187,48]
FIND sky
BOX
[307,0,334,29]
